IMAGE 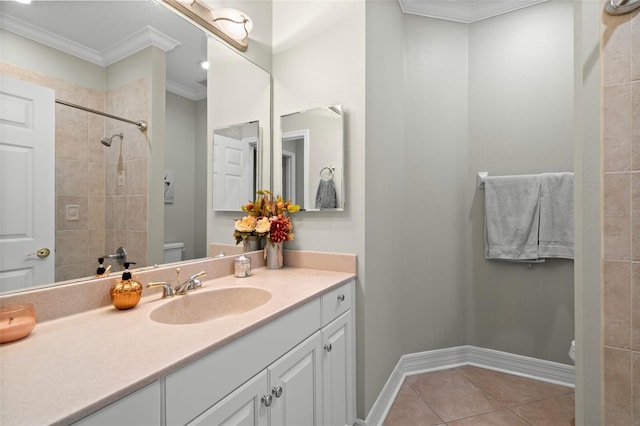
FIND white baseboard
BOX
[357,345,575,426]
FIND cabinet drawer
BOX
[321,281,352,326]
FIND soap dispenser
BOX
[110,262,142,310]
[96,258,111,277]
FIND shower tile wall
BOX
[104,78,149,270]
[600,5,640,425]
[0,63,149,281]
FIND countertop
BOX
[0,266,355,425]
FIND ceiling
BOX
[0,1,209,100]
[397,0,549,23]
[0,0,551,100]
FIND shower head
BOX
[101,132,124,147]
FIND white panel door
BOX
[0,75,55,292]
[189,371,268,426]
[213,134,251,210]
[268,331,323,426]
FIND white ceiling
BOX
[397,0,549,23]
[0,0,551,100]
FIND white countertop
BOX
[0,266,355,425]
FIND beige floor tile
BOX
[511,393,576,426]
[383,383,443,426]
[446,409,530,425]
[406,370,504,422]
[458,366,574,407]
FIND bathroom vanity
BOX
[0,252,356,426]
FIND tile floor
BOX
[383,366,575,425]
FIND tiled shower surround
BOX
[600,4,640,425]
[0,63,149,281]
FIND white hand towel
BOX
[539,172,574,259]
[484,175,541,261]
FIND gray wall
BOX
[361,0,574,418]
[165,93,208,261]
[364,0,410,416]
[467,1,575,361]
[165,91,197,260]
[194,99,208,259]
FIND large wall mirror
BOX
[280,105,344,211]
[212,121,260,211]
[0,0,271,294]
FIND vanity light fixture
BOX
[161,0,252,52]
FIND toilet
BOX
[568,339,575,363]
[163,242,184,263]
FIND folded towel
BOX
[539,172,574,259]
[484,175,542,261]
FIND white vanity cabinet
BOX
[191,332,323,426]
[180,280,355,426]
[76,279,355,426]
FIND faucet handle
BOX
[189,271,207,290]
[190,271,207,280]
[147,281,175,299]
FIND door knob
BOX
[27,248,51,258]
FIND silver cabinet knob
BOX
[261,394,273,407]
[272,386,283,398]
[337,294,345,302]
[324,343,332,352]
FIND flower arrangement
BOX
[234,190,300,246]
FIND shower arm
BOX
[55,99,148,132]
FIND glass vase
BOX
[265,242,283,269]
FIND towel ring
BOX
[320,166,335,180]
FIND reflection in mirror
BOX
[213,121,259,211]
[281,105,344,211]
[0,1,271,294]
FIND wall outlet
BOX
[66,205,80,221]
[118,170,125,186]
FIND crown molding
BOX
[102,25,181,66]
[0,11,103,64]
[0,13,180,66]
[397,0,549,24]
[166,79,207,101]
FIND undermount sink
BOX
[149,287,272,325]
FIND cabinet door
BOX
[189,371,268,426]
[268,331,323,426]
[322,311,355,426]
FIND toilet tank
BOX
[163,242,184,263]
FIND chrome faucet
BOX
[104,246,127,265]
[174,271,207,295]
[147,282,175,299]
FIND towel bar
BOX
[477,172,488,189]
